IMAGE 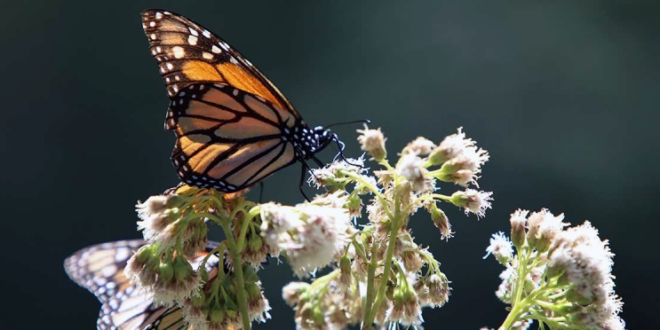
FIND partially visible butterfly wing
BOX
[168,83,297,192]
[64,240,221,330]
[64,240,144,305]
[141,9,300,120]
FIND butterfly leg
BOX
[332,134,364,168]
[299,162,311,202]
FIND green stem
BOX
[363,188,402,326]
[220,222,251,330]
[342,171,394,220]
[499,297,528,330]
[363,238,379,321]
[500,248,530,330]
[236,206,261,251]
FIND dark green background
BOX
[2,1,656,329]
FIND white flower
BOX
[396,151,428,193]
[484,232,514,264]
[357,125,387,160]
[526,209,566,251]
[260,203,353,277]
[136,195,180,241]
[309,157,367,188]
[406,137,436,156]
[451,189,493,218]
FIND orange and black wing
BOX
[168,83,297,192]
[141,9,299,120]
[64,240,221,330]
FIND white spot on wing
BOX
[188,35,198,46]
[202,30,211,38]
[172,46,185,59]
[149,21,155,27]
[202,52,214,60]
[155,12,163,19]
[211,45,222,54]
[115,248,130,261]
[166,63,174,70]
[150,33,157,40]
[101,264,118,277]
[188,27,198,36]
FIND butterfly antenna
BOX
[324,119,371,130]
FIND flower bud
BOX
[510,209,528,249]
[426,274,450,308]
[339,255,352,288]
[357,125,387,161]
[346,193,363,218]
[158,262,174,283]
[209,306,225,324]
[402,250,423,272]
[282,282,310,306]
[430,205,452,240]
[428,127,473,166]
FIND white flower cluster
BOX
[260,197,354,278]
[488,209,625,330]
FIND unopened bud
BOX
[510,209,528,249]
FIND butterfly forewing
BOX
[141,9,299,119]
[64,240,144,304]
[64,240,221,330]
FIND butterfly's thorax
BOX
[286,123,333,160]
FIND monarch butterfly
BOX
[64,240,223,330]
[141,9,354,197]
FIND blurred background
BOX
[1,1,656,329]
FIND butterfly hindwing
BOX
[168,83,297,192]
[141,9,299,119]
[64,240,221,330]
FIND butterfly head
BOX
[292,124,335,160]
